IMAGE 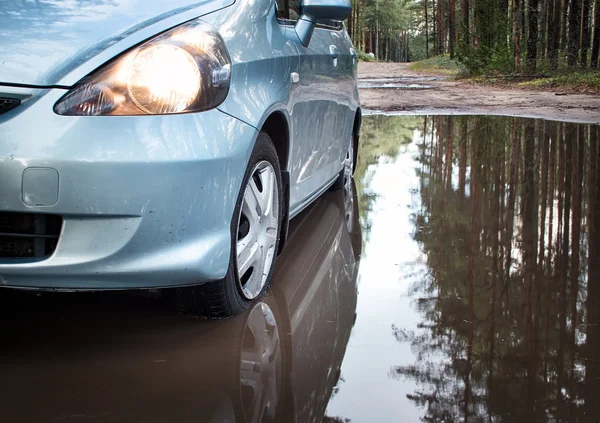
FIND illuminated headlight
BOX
[55,20,231,116]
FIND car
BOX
[0,0,361,317]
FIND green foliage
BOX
[357,50,376,62]
[456,43,514,75]
[517,71,600,92]
[409,54,466,76]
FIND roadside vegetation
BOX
[408,55,466,76]
[347,0,600,91]
[407,54,600,93]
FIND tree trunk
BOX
[527,0,539,72]
[347,1,352,40]
[560,0,569,52]
[592,0,600,67]
[449,0,456,57]
[514,0,522,72]
[437,0,445,54]
[580,0,591,66]
[567,0,583,66]
[548,0,561,69]
[425,0,430,58]
[461,0,470,46]
[539,0,549,58]
[375,19,380,59]
[361,0,366,52]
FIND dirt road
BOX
[358,62,600,123]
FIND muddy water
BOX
[1,116,599,423]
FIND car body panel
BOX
[0,0,359,290]
[203,0,359,212]
[0,85,257,289]
[0,0,235,86]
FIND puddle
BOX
[359,76,446,82]
[358,81,435,90]
[327,115,600,422]
[1,116,599,423]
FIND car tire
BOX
[176,132,283,318]
[330,134,355,192]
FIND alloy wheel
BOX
[236,160,280,300]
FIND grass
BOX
[409,55,467,76]
[357,50,376,62]
[470,70,600,94]
[516,71,600,93]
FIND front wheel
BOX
[176,132,283,318]
[330,134,355,192]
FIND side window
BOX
[275,0,343,31]
[275,0,300,24]
[316,19,343,30]
[288,0,300,20]
[275,0,288,20]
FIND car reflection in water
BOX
[0,183,361,423]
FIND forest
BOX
[347,0,600,73]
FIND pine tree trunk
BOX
[527,0,539,72]
[433,0,438,54]
[347,1,353,40]
[449,0,456,57]
[375,19,380,59]
[361,0,366,52]
[567,0,583,66]
[437,0,445,54]
[514,0,522,72]
[462,0,470,46]
[548,0,561,69]
[592,0,600,67]
[539,0,548,58]
[560,0,569,52]
[580,0,592,66]
[425,0,430,58]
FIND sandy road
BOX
[358,62,600,124]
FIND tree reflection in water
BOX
[368,116,600,422]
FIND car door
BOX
[278,1,344,214]
[324,21,357,169]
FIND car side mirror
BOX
[295,0,351,47]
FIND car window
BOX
[275,0,342,30]
[316,19,343,30]
[275,0,288,20]
[288,0,300,20]
[275,0,298,22]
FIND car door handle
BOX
[329,45,339,59]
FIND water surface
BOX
[1,116,599,423]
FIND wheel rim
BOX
[239,302,281,422]
[236,160,279,300]
[344,139,354,194]
[343,139,354,227]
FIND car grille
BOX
[0,212,62,259]
[0,97,21,115]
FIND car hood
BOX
[0,0,234,87]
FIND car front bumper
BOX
[0,87,257,290]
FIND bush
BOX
[357,50,376,62]
[456,43,513,75]
[409,55,466,76]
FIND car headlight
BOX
[54,20,231,116]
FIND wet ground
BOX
[2,115,600,423]
[359,63,600,124]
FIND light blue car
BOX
[0,0,360,316]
